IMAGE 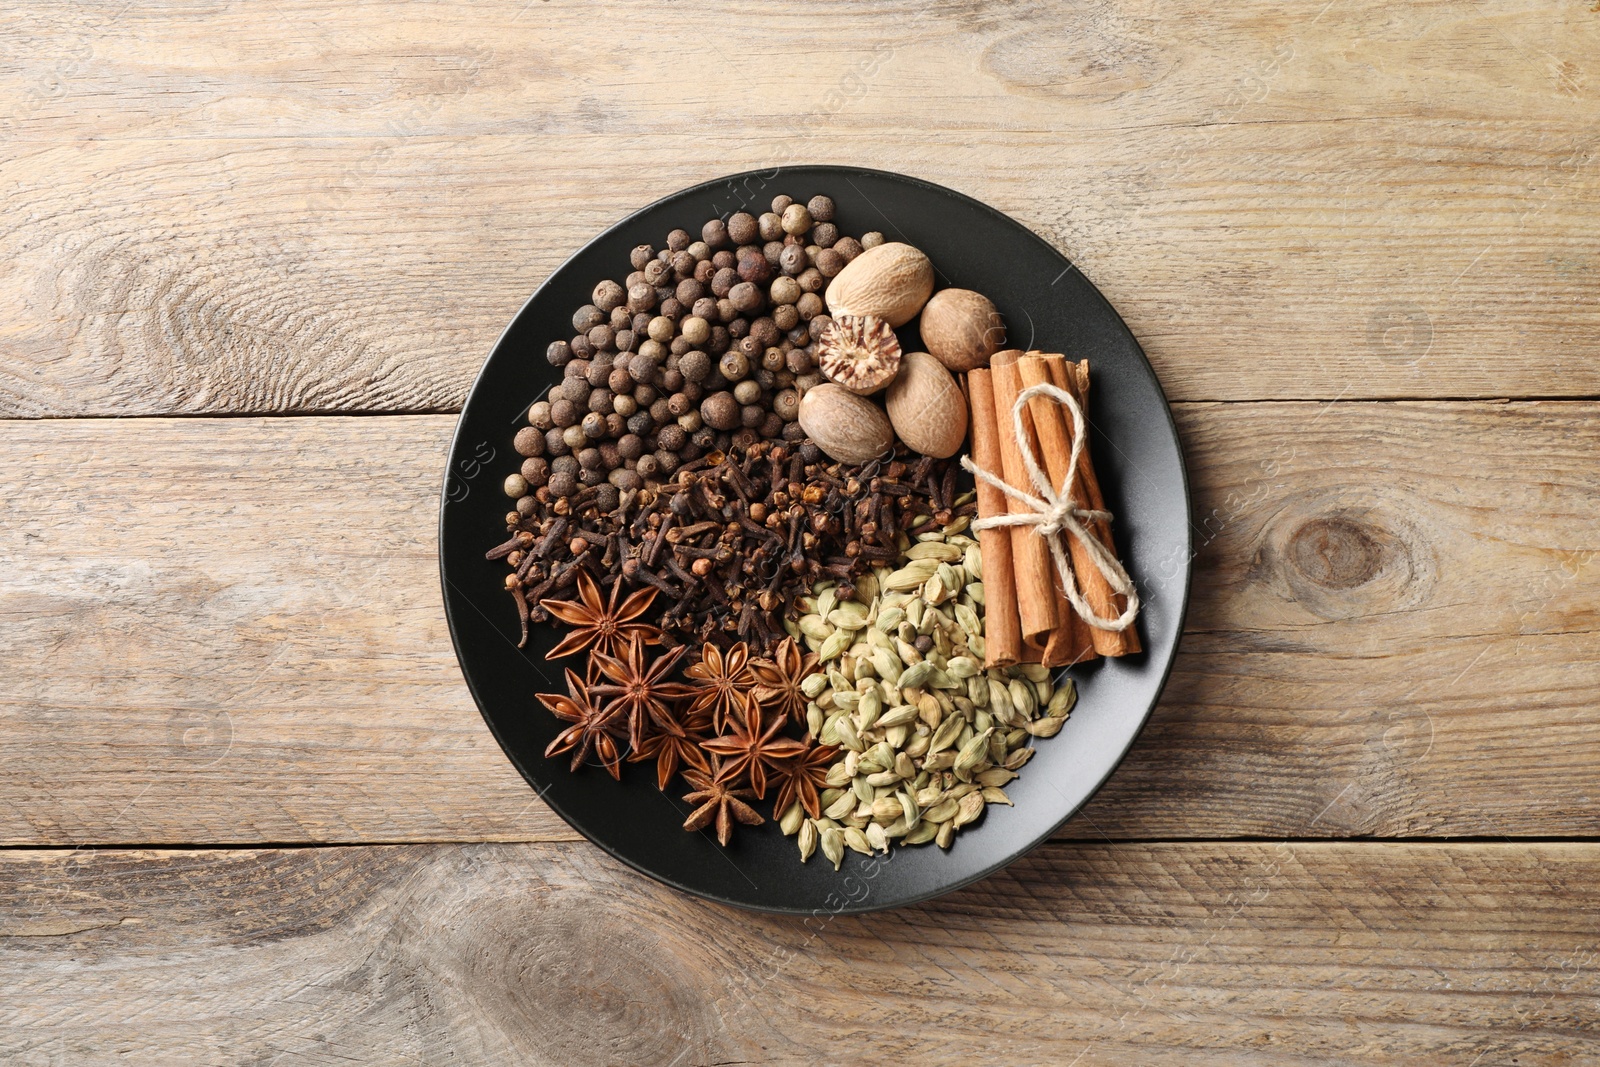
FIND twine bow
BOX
[960,382,1140,632]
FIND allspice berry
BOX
[807,195,835,222]
[546,340,572,367]
[729,281,764,315]
[758,212,784,242]
[515,426,545,457]
[630,245,654,270]
[702,218,729,248]
[727,212,758,245]
[736,248,773,285]
[504,473,528,498]
[781,203,812,235]
[701,391,741,431]
[593,280,626,312]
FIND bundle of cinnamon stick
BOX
[966,350,1139,668]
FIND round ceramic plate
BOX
[440,166,1190,914]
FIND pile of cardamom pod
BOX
[775,506,1076,867]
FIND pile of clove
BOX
[489,441,975,655]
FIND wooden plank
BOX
[0,1,1596,416]
[1,404,1595,845]
[1,841,1597,1064]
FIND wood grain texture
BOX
[1,0,1597,416]
[2,403,1595,845]
[2,841,1597,1065]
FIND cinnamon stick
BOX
[964,369,1022,668]
[988,351,1058,648]
[1017,354,1101,665]
[1045,355,1140,656]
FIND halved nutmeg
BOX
[815,314,902,395]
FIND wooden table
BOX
[3,2,1598,1062]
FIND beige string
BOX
[960,382,1140,633]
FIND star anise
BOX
[536,667,627,779]
[700,692,807,799]
[681,757,764,846]
[683,640,757,732]
[629,711,711,791]
[768,740,841,820]
[589,635,694,750]
[540,570,662,660]
[749,636,819,728]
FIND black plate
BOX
[440,166,1190,914]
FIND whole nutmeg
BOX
[917,288,1006,372]
[885,351,968,459]
[701,391,741,431]
[824,242,935,327]
[814,314,902,395]
[797,383,894,464]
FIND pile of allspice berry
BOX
[489,191,1087,868]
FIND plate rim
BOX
[439,164,1192,914]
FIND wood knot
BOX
[1258,503,1436,622]
[1287,517,1383,589]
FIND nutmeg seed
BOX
[885,351,968,459]
[823,242,935,327]
[918,288,1005,373]
[814,314,902,395]
[797,383,895,464]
